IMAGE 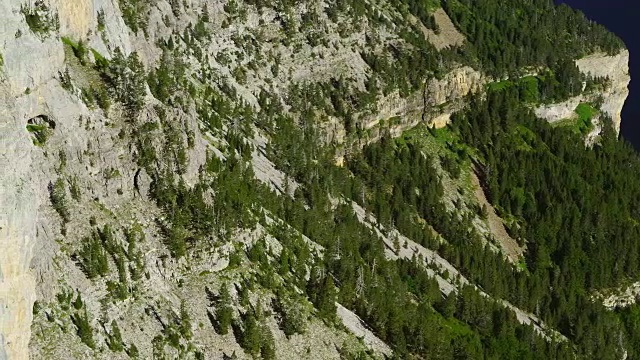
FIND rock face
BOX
[535,95,584,124]
[0,81,38,360]
[423,9,466,50]
[0,3,59,359]
[536,50,630,135]
[344,65,487,150]
[0,1,130,358]
[576,50,630,134]
[372,65,487,131]
[597,281,640,309]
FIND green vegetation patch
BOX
[118,0,149,34]
[26,123,52,146]
[61,36,77,48]
[21,2,60,38]
[575,103,598,123]
[450,86,640,356]
[553,103,598,135]
[61,38,112,111]
[487,79,514,92]
[61,38,144,113]
[512,125,537,152]
[487,69,584,105]
[444,0,623,76]
[574,103,597,135]
[90,49,108,67]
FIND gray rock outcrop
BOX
[576,50,630,134]
[536,50,630,135]
[0,1,131,358]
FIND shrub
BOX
[27,123,52,146]
[59,68,73,91]
[213,283,233,335]
[107,49,146,113]
[76,231,110,279]
[107,320,125,352]
[49,178,70,223]
[274,293,307,336]
[21,1,60,38]
[97,9,106,32]
[179,301,193,340]
[118,0,148,34]
[126,343,139,358]
[71,309,95,349]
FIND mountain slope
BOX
[0,0,635,359]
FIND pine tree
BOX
[317,276,337,322]
[275,292,306,336]
[202,4,210,23]
[241,313,261,356]
[126,51,146,112]
[73,292,83,310]
[260,324,276,360]
[107,320,124,352]
[239,284,250,308]
[72,309,95,349]
[215,283,233,335]
[78,233,109,279]
[50,178,70,223]
[436,292,457,319]
[126,343,139,358]
[179,300,193,340]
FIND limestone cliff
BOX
[0,2,61,358]
[535,50,630,136]
[0,0,632,359]
[576,50,630,134]
[0,1,131,359]
[329,65,486,160]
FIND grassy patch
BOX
[399,124,478,207]
[551,117,577,128]
[516,258,528,271]
[518,76,540,103]
[488,76,541,103]
[90,49,108,67]
[550,103,598,135]
[400,124,477,162]
[388,116,402,126]
[444,316,476,337]
[62,37,90,65]
[61,36,77,48]
[487,79,514,92]
[575,103,598,123]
